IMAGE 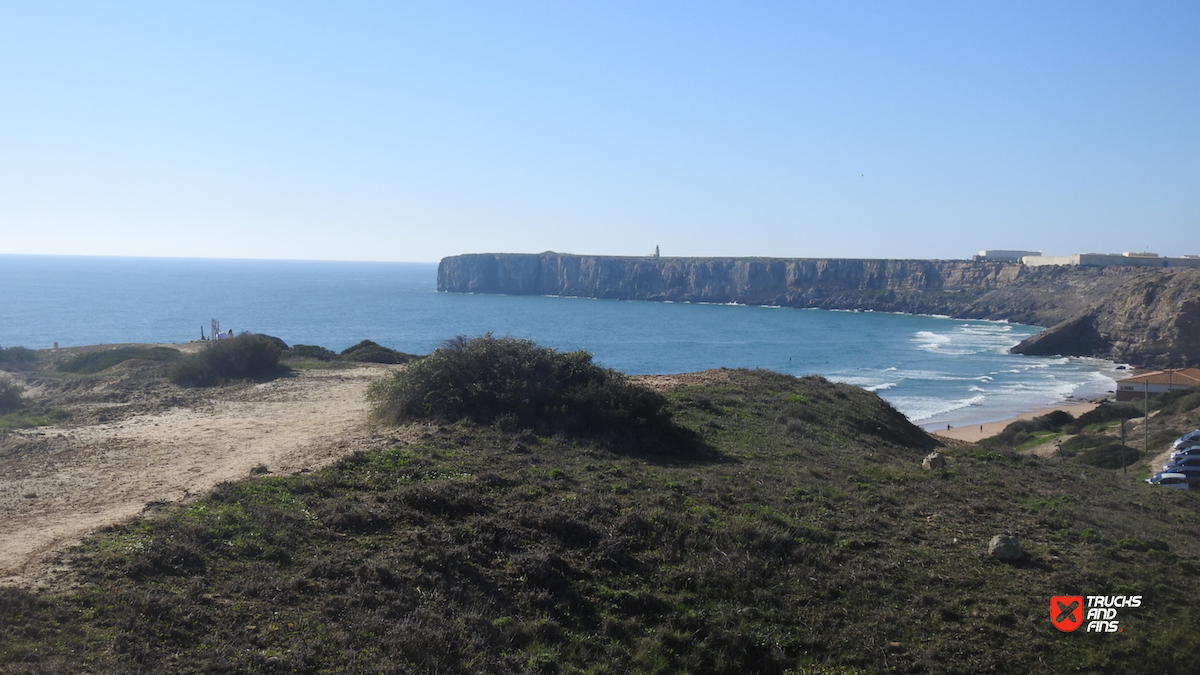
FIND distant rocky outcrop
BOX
[1010,268,1200,368]
[437,253,1200,367]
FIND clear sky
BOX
[2,2,1197,263]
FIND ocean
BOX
[0,254,1124,430]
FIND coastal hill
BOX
[4,338,1200,672]
[438,253,1200,367]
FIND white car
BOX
[1146,472,1191,490]
[1174,430,1200,450]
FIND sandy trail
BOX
[0,366,391,588]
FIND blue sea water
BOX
[0,255,1124,430]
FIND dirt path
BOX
[0,365,392,588]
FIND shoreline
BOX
[930,401,1100,443]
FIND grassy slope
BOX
[2,370,1199,674]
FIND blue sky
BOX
[2,2,1197,262]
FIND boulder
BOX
[989,535,1023,561]
[922,452,945,470]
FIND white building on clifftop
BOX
[974,250,1042,261]
[1021,252,1200,268]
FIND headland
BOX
[438,252,1200,368]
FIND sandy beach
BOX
[931,401,1100,443]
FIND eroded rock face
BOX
[438,254,1200,367]
[438,253,1024,308]
[1012,269,1200,368]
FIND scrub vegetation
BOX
[2,344,1200,673]
[0,346,39,372]
[0,378,66,429]
[339,339,418,365]
[980,390,1200,470]
[168,334,288,387]
[0,380,24,414]
[282,340,418,367]
[57,346,181,375]
[368,335,673,442]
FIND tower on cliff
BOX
[654,245,660,259]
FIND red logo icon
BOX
[1051,596,1084,632]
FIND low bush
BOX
[983,410,1074,448]
[369,334,669,437]
[282,344,340,362]
[257,334,290,351]
[0,379,65,428]
[58,346,181,374]
[1075,442,1142,469]
[0,346,38,372]
[1075,401,1143,428]
[1155,386,1200,416]
[341,340,417,364]
[1060,434,1141,469]
[0,379,25,414]
[168,334,287,387]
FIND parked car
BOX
[1173,441,1200,454]
[1174,430,1200,450]
[1164,456,1200,472]
[1170,446,1200,461]
[1162,466,1200,486]
[1146,472,1191,490]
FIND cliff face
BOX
[438,253,1200,367]
[1011,269,1200,368]
[439,252,1022,305]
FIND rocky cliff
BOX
[1011,268,1200,368]
[438,253,1200,367]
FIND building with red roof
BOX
[1115,368,1200,401]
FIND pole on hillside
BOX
[1144,383,1149,457]
[1120,419,1126,477]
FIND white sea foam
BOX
[912,331,952,353]
[889,369,979,382]
[911,322,1034,357]
[891,394,987,422]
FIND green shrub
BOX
[1074,442,1141,469]
[254,334,290,352]
[983,410,1074,448]
[58,347,181,374]
[283,344,340,362]
[1075,402,1143,428]
[0,380,25,414]
[168,334,286,387]
[1060,434,1142,469]
[369,335,668,436]
[0,346,38,372]
[341,340,417,364]
[1155,386,1200,416]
